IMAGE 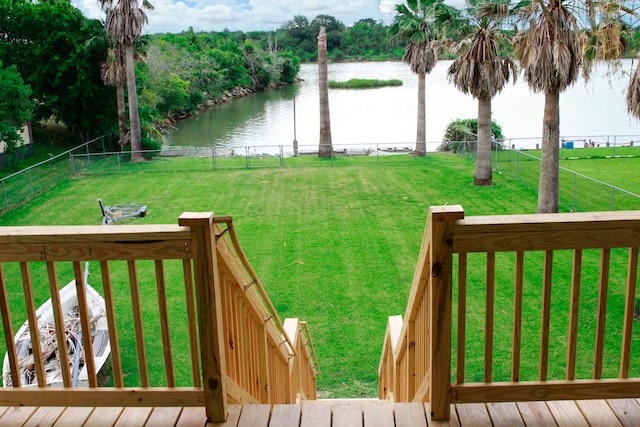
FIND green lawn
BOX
[1,152,639,397]
[496,147,640,211]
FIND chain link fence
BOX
[495,144,640,212]
[1,136,111,214]
[4,134,640,215]
[69,142,441,176]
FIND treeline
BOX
[3,0,640,159]
[140,30,300,130]
[0,0,304,151]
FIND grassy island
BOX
[328,78,403,89]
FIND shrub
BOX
[439,118,505,154]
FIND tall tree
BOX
[389,0,450,156]
[318,26,333,158]
[0,61,32,169]
[96,42,128,149]
[0,0,115,140]
[447,1,516,186]
[516,0,630,212]
[515,0,581,212]
[99,0,153,161]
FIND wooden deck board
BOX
[486,402,525,427]
[175,407,207,427]
[575,399,622,427]
[0,406,36,426]
[207,404,241,427]
[300,403,331,427]
[608,398,640,427]
[7,398,640,426]
[83,407,125,427]
[515,401,557,426]
[237,404,270,427]
[145,407,184,427]
[394,402,426,427]
[546,401,588,427]
[270,404,302,427]
[332,402,363,427]
[112,408,153,427]
[53,407,94,427]
[455,403,493,427]
[22,406,65,427]
[363,401,393,427]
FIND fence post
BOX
[280,145,284,168]
[117,152,121,174]
[28,169,33,198]
[178,213,228,423]
[212,145,217,170]
[516,151,520,179]
[572,173,577,212]
[428,205,464,421]
[246,147,250,169]
[2,180,7,211]
[611,187,615,211]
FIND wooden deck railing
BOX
[380,205,640,420]
[0,213,318,422]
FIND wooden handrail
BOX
[214,216,297,358]
[0,213,317,423]
[380,206,640,421]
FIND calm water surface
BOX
[164,60,640,150]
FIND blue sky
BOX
[72,0,404,34]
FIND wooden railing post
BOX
[428,206,464,421]
[284,318,301,403]
[179,213,228,423]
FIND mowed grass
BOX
[1,152,639,397]
[496,146,640,211]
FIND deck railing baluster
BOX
[594,248,611,379]
[567,249,583,381]
[621,247,638,378]
[512,251,524,382]
[154,260,174,387]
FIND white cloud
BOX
[379,0,399,14]
[72,0,395,33]
[146,1,234,33]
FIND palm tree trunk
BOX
[116,84,127,151]
[318,27,333,158]
[415,72,426,156]
[537,89,560,213]
[474,95,492,186]
[125,43,144,162]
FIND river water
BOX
[164,60,640,151]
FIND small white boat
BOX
[2,264,110,387]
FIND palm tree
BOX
[390,0,444,156]
[98,0,153,161]
[515,0,581,213]
[627,53,640,119]
[318,26,333,158]
[447,1,516,186]
[101,45,128,150]
[514,0,631,212]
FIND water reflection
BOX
[164,60,640,150]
